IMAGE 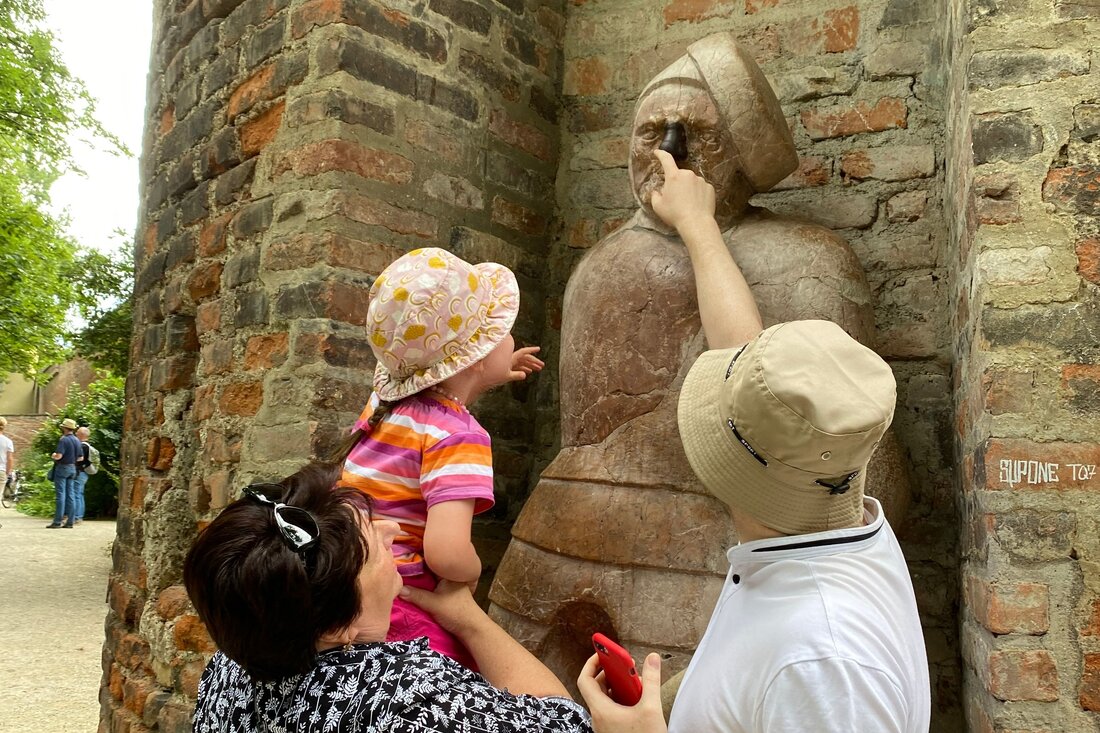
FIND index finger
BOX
[653,148,678,177]
[576,653,605,697]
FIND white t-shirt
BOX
[0,434,13,475]
[668,498,930,733]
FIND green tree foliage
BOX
[18,375,125,518]
[0,0,126,378]
[69,242,134,376]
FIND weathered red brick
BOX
[1082,653,1100,711]
[122,675,160,717]
[1083,599,1100,636]
[199,213,231,257]
[1062,363,1100,411]
[159,104,175,136]
[335,193,437,239]
[1076,238,1100,285]
[228,64,275,119]
[564,56,611,96]
[207,429,242,465]
[1042,165,1100,214]
[109,663,124,702]
[201,339,234,376]
[245,333,289,370]
[187,261,223,303]
[405,118,462,163]
[291,0,346,38]
[146,437,176,472]
[205,469,231,510]
[239,100,285,158]
[193,384,216,421]
[987,649,1058,701]
[173,614,217,653]
[982,368,1034,415]
[196,301,221,336]
[662,0,736,26]
[840,145,934,181]
[274,139,414,184]
[220,381,264,416]
[116,633,152,672]
[745,0,780,12]
[821,6,859,53]
[966,576,1049,634]
[801,97,907,140]
[491,196,547,236]
[155,585,191,620]
[488,110,552,162]
[982,438,1100,491]
[773,156,831,190]
[886,190,928,222]
[264,233,403,274]
[178,658,206,699]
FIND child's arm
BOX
[650,149,763,350]
[423,499,482,584]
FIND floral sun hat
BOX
[368,247,520,401]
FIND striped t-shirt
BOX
[340,393,496,576]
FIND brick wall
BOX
[100,0,564,730]
[552,0,961,728]
[949,0,1100,730]
[1,414,49,466]
[105,0,1100,730]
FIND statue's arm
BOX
[651,150,762,349]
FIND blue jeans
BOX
[52,463,78,525]
[74,470,89,521]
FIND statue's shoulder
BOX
[727,209,862,266]
[582,212,682,261]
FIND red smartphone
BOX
[592,633,643,706]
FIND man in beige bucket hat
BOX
[578,152,930,732]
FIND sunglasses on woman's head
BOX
[243,483,320,557]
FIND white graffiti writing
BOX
[998,459,1098,487]
[1067,463,1097,481]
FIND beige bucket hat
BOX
[60,418,78,430]
[677,320,896,534]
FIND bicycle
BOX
[1,470,25,508]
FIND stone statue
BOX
[488,33,913,687]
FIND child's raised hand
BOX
[650,149,716,232]
[509,346,544,382]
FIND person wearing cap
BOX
[333,247,544,668]
[577,151,930,733]
[47,418,83,529]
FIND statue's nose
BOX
[659,122,688,165]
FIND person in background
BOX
[0,417,14,491]
[47,418,81,529]
[73,425,92,524]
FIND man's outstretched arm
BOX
[650,149,762,349]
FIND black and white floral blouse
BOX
[193,637,593,733]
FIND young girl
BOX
[337,247,543,667]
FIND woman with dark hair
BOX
[184,463,592,732]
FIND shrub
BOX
[19,375,124,518]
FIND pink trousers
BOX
[387,573,478,670]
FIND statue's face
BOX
[630,83,741,217]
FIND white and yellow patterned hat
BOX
[367,247,519,401]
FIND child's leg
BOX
[388,573,479,670]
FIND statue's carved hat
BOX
[637,33,798,192]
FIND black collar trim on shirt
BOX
[750,523,882,553]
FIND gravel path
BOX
[0,504,116,732]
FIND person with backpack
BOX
[73,426,99,525]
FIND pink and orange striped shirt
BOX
[340,393,495,576]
